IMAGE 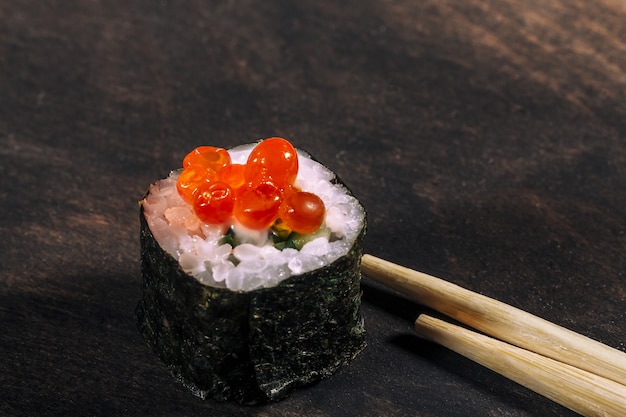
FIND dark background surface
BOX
[2,1,625,416]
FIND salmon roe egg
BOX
[177,165,218,204]
[192,182,235,224]
[278,190,325,234]
[244,138,298,189]
[183,146,231,172]
[233,182,282,229]
[218,163,246,192]
[177,139,326,233]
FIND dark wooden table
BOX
[2,1,625,415]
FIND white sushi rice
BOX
[142,145,365,292]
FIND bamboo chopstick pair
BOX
[361,254,626,417]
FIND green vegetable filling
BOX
[218,222,332,252]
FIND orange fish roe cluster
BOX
[176,138,326,233]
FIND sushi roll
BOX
[136,138,367,404]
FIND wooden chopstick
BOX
[415,314,626,417]
[361,254,626,387]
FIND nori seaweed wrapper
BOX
[136,184,366,404]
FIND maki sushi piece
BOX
[137,138,366,404]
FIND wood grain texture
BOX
[1,0,625,416]
[362,254,626,387]
[415,315,626,417]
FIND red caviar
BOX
[183,146,231,171]
[176,138,326,232]
[233,182,282,229]
[193,182,235,224]
[244,137,298,189]
[278,190,325,234]
[177,164,217,204]
[218,163,246,192]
